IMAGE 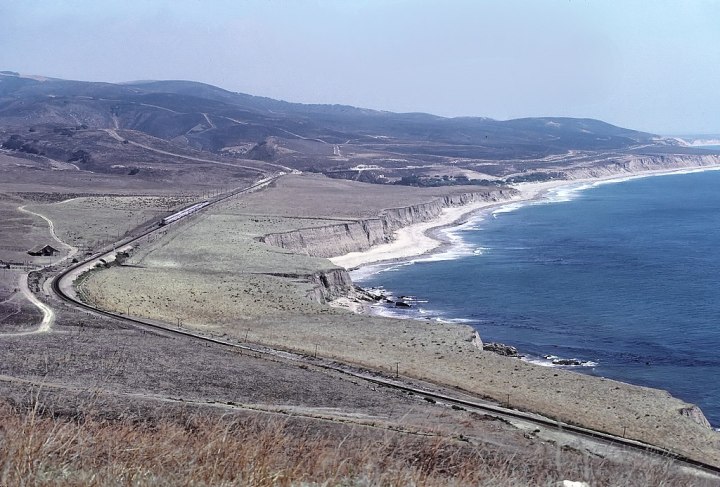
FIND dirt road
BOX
[2,206,79,335]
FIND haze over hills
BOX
[0,71,706,186]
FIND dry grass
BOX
[0,195,54,263]
[0,400,714,487]
[27,195,195,251]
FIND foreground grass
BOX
[0,401,712,486]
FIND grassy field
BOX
[28,195,195,251]
[0,193,62,333]
[0,194,53,264]
[231,173,498,219]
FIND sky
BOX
[1,0,719,135]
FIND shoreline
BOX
[330,163,720,271]
[329,163,720,419]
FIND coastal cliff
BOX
[261,189,516,258]
[307,268,355,304]
[262,268,354,304]
[562,153,720,180]
[263,153,720,306]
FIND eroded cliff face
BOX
[261,188,515,258]
[307,268,355,304]
[563,153,720,180]
[264,268,355,305]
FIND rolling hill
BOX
[0,71,699,185]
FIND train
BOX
[160,201,211,226]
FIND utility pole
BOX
[395,362,400,378]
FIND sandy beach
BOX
[330,164,720,270]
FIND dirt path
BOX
[201,113,215,129]
[3,274,55,336]
[18,205,78,266]
[276,127,328,144]
[1,206,80,336]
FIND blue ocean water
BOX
[355,169,720,427]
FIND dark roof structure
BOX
[28,244,60,256]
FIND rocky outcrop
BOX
[483,342,520,357]
[306,268,355,304]
[261,188,515,258]
[470,331,484,350]
[263,268,353,305]
[679,405,713,429]
[247,138,279,161]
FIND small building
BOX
[27,244,59,256]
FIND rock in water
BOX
[552,358,583,366]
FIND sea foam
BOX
[523,355,598,368]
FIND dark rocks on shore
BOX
[543,355,589,366]
[483,342,520,357]
[551,358,584,366]
[353,286,386,303]
[353,286,415,308]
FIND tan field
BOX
[27,195,195,251]
[76,174,720,467]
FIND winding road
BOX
[18,205,79,265]
[4,274,55,336]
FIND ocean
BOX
[354,167,720,427]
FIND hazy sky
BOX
[2,0,719,134]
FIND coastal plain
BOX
[78,173,720,466]
[5,182,703,485]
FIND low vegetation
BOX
[0,400,712,486]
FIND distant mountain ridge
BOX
[2,71,702,186]
[0,71,658,151]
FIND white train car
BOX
[160,201,211,226]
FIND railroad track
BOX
[45,176,720,478]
